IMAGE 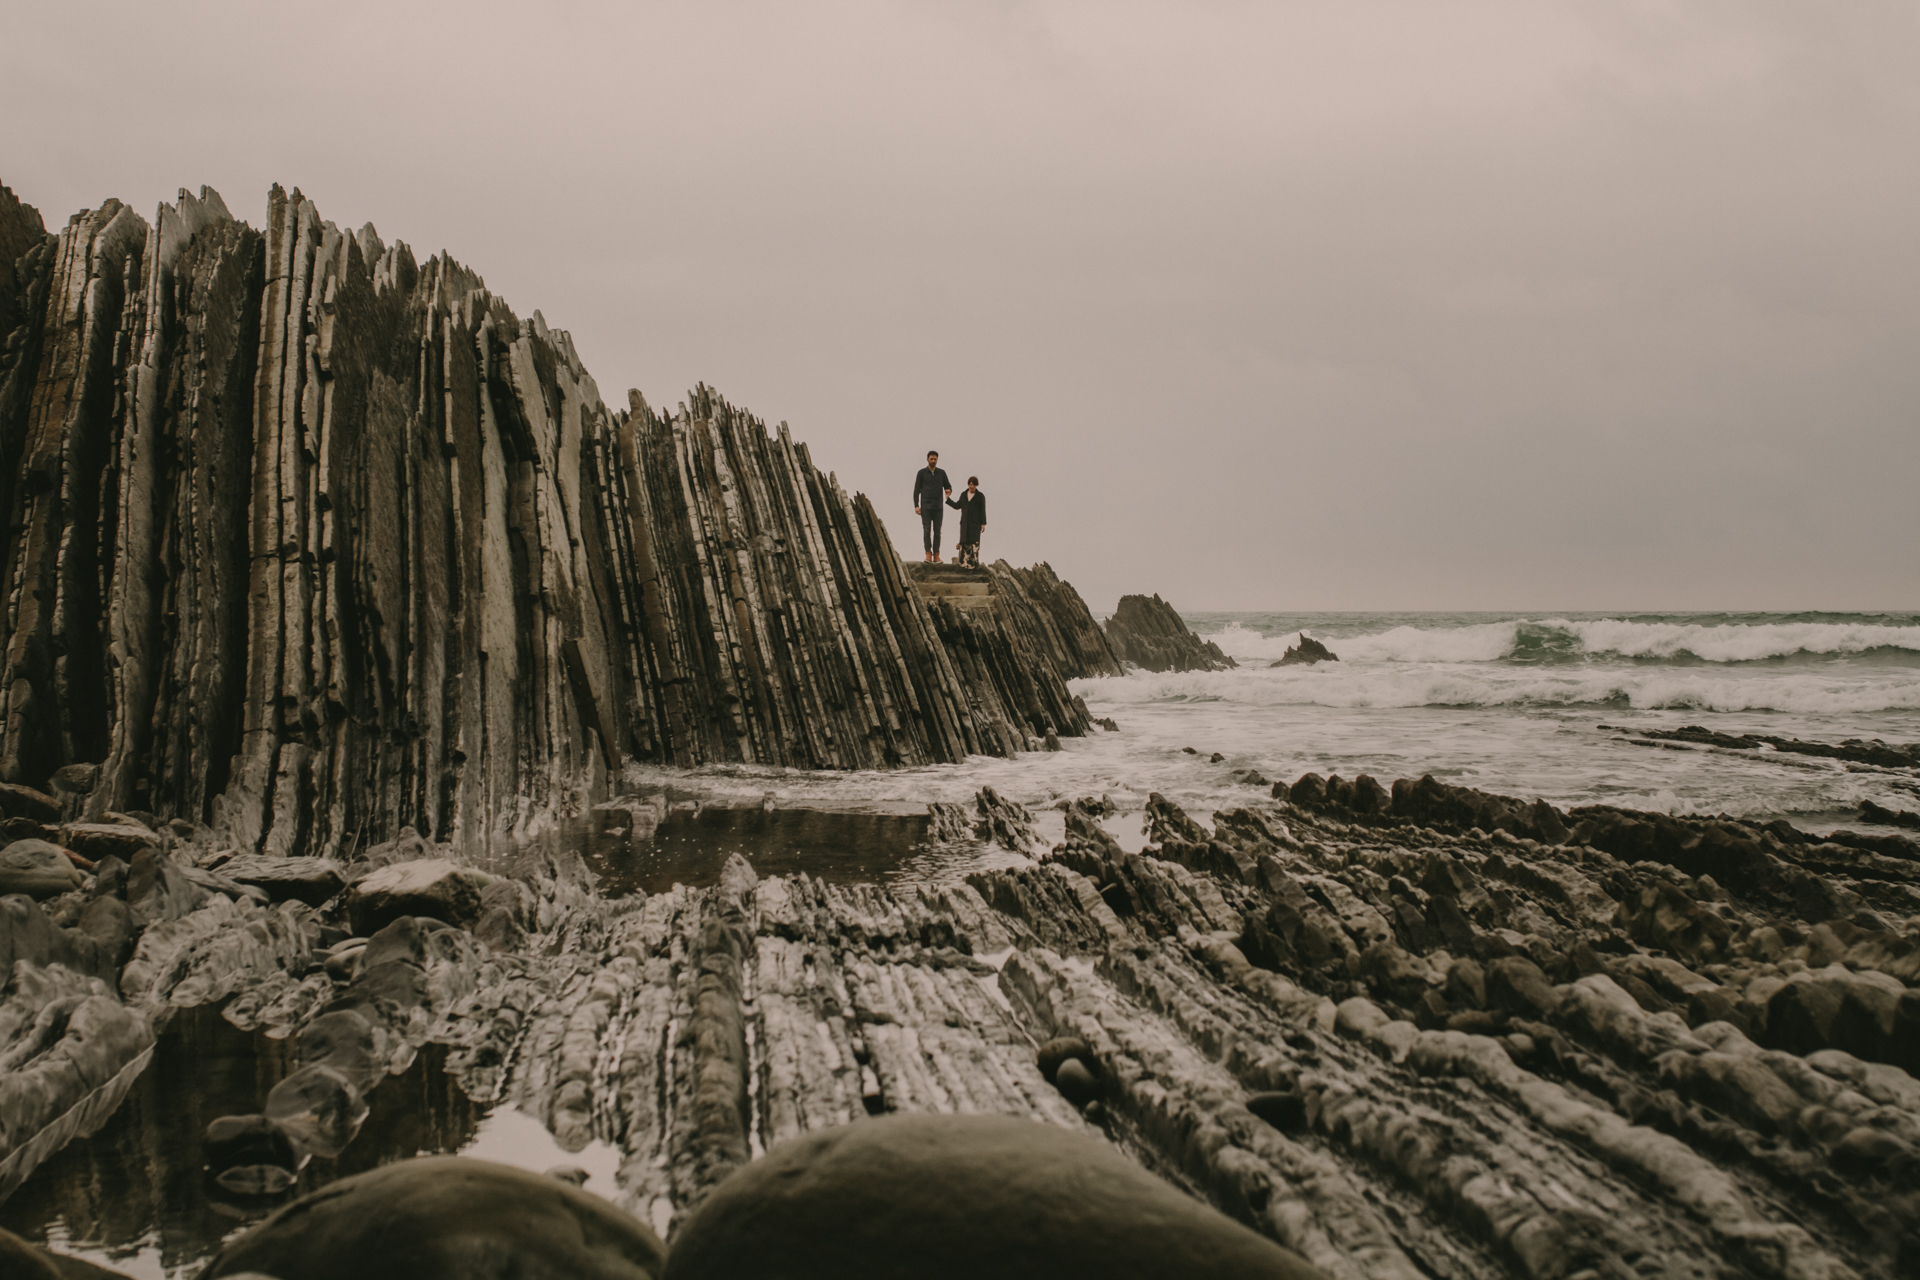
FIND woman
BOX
[946,476,987,567]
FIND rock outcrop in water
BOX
[1615,724,1920,770]
[1102,593,1235,673]
[1273,632,1338,666]
[0,182,1111,859]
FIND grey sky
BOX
[5,1,1916,613]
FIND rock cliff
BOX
[0,182,1109,859]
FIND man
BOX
[947,476,986,567]
[912,450,952,563]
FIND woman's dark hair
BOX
[967,475,978,485]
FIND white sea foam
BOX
[1207,620,1522,665]
[1199,617,1920,666]
[618,611,1920,835]
[1563,618,1920,662]
[1085,665,1920,715]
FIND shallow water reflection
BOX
[0,1005,482,1279]
[578,804,1033,896]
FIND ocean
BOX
[614,611,1920,861]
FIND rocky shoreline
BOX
[6,175,1919,1278]
[4,753,1917,1277]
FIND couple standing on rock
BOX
[913,450,987,567]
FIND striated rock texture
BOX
[1103,593,1235,673]
[0,182,1109,859]
[12,764,1920,1277]
[904,560,1120,753]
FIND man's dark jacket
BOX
[912,466,951,511]
[947,489,986,541]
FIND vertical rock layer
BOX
[0,183,1108,857]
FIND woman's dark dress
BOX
[947,489,986,564]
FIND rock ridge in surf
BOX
[1104,593,1235,673]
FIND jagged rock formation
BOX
[19,767,1920,1277]
[987,562,1124,681]
[1102,593,1235,673]
[0,182,1111,859]
[901,560,1121,752]
[1272,632,1338,666]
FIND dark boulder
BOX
[202,1156,666,1280]
[1143,793,1209,847]
[1287,773,1327,808]
[1036,1036,1099,1084]
[663,1113,1325,1280]
[88,856,127,901]
[1348,774,1390,816]
[1615,881,1734,964]
[1053,1058,1100,1108]
[1388,775,1571,843]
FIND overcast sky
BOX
[5,1,1916,613]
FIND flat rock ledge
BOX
[9,772,1920,1278]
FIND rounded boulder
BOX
[663,1113,1326,1280]
[201,1156,666,1280]
[0,839,83,899]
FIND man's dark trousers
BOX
[920,505,943,555]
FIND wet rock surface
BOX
[1102,593,1236,673]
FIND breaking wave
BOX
[1082,667,1920,715]
[1199,617,1920,668]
